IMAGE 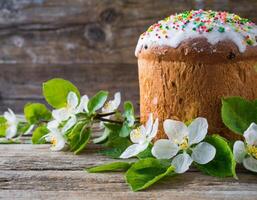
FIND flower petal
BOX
[233,141,246,163]
[76,95,89,113]
[4,108,17,124]
[67,92,79,109]
[192,142,216,164]
[145,113,153,136]
[5,125,17,139]
[151,139,179,159]
[43,133,51,142]
[50,135,66,151]
[62,116,77,133]
[93,128,110,144]
[188,117,208,145]
[243,156,257,173]
[46,120,60,134]
[244,123,257,146]
[119,143,148,159]
[171,152,193,174]
[148,118,159,141]
[130,125,147,144]
[52,108,70,122]
[163,119,188,144]
[113,92,121,109]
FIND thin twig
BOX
[97,117,123,124]
[96,111,116,117]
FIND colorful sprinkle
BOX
[218,27,225,33]
[136,10,257,56]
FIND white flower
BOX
[152,118,216,174]
[51,92,89,133]
[44,117,75,151]
[52,91,89,123]
[3,108,19,139]
[102,92,121,114]
[94,92,121,143]
[233,123,257,172]
[120,113,158,159]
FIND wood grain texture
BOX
[0,63,139,112]
[1,0,257,112]
[0,143,257,200]
[0,0,256,65]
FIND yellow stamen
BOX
[132,127,142,139]
[179,137,189,150]
[104,102,111,110]
[51,137,57,147]
[247,145,257,159]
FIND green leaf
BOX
[124,101,135,126]
[253,100,257,107]
[119,101,135,137]
[17,122,31,135]
[0,116,7,137]
[195,135,237,178]
[86,162,132,173]
[68,122,92,154]
[43,78,80,108]
[24,103,52,124]
[221,97,257,134]
[87,91,108,113]
[119,122,132,137]
[99,123,132,158]
[99,148,125,159]
[137,144,153,159]
[32,126,49,144]
[125,158,175,191]
[104,123,128,147]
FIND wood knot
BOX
[227,52,236,60]
[171,81,176,87]
[179,98,183,104]
[100,8,119,24]
[84,24,106,43]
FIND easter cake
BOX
[136,10,257,140]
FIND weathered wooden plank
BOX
[0,170,256,199]
[0,144,121,170]
[0,143,247,173]
[0,142,256,199]
[1,170,256,192]
[0,0,192,65]
[0,0,256,64]
[1,190,257,200]
[0,63,139,112]
[0,99,45,113]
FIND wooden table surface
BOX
[1,133,257,200]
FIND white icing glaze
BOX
[135,10,257,56]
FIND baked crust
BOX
[137,37,257,64]
[138,38,257,140]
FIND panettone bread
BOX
[136,10,257,140]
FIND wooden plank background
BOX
[1,140,257,199]
[1,0,257,112]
